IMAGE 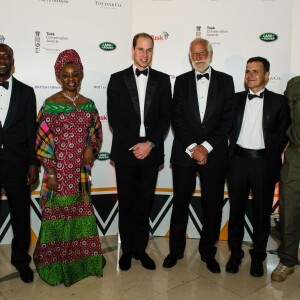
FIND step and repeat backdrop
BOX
[1,0,299,244]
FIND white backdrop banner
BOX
[0,0,298,244]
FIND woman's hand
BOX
[83,145,94,165]
[46,176,58,192]
[46,168,57,192]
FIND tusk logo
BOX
[260,33,278,42]
[99,42,116,51]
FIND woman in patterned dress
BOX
[33,49,104,286]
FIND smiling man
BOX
[0,43,39,283]
[163,38,234,273]
[226,57,290,277]
[107,33,172,271]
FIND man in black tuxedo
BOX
[226,57,290,277]
[163,38,234,273]
[107,33,172,271]
[0,43,39,282]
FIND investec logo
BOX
[99,42,116,51]
[260,32,278,42]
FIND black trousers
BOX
[227,155,276,261]
[169,164,226,259]
[0,175,31,267]
[115,163,159,256]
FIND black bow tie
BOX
[197,73,209,80]
[0,81,9,89]
[248,92,264,100]
[136,68,148,77]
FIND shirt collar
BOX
[195,66,211,78]
[133,65,149,76]
[249,88,265,95]
[0,76,12,91]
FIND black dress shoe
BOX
[133,253,156,270]
[16,265,33,283]
[250,259,264,277]
[201,257,221,273]
[119,253,132,271]
[226,257,241,274]
[163,253,184,268]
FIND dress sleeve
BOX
[40,157,57,171]
[88,113,102,154]
[36,107,57,171]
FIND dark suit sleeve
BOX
[24,86,39,166]
[146,74,172,147]
[206,76,234,149]
[171,76,197,149]
[107,74,140,149]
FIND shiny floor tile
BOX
[0,230,299,300]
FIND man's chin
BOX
[0,71,10,77]
[196,67,208,73]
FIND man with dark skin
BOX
[0,43,39,283]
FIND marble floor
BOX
[0,228,299,300]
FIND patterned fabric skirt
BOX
[33,194,104,286]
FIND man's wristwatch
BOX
[147,141,155,149]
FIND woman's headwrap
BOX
[54,49,84,78]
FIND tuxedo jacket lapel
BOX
[188,71,201,123]
[3,77,18,131]
[236,91,247,139]
[144,68,158,120]
[202,69,217,124]
[123,67,140,119]
[262,88,271,142]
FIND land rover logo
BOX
[260,33,278,42]
[97,152,110,160]
[99,42,116,51]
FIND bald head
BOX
[0,43,14,81]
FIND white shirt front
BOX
[133,65,149,137]
[237,89,265,149]
[186,68,213,156]
[196,69,210,122]
[0,76,13,127]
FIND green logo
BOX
[97,152,110,161]
[99,42,116,51]
[260,33,278,42]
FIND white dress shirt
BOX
[0,76,13,127]
[133,65,149,138]
[237,88,265,149]
[186,67,213,157]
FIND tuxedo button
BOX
[201,126,206,128]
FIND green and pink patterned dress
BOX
[33,100,104,286]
